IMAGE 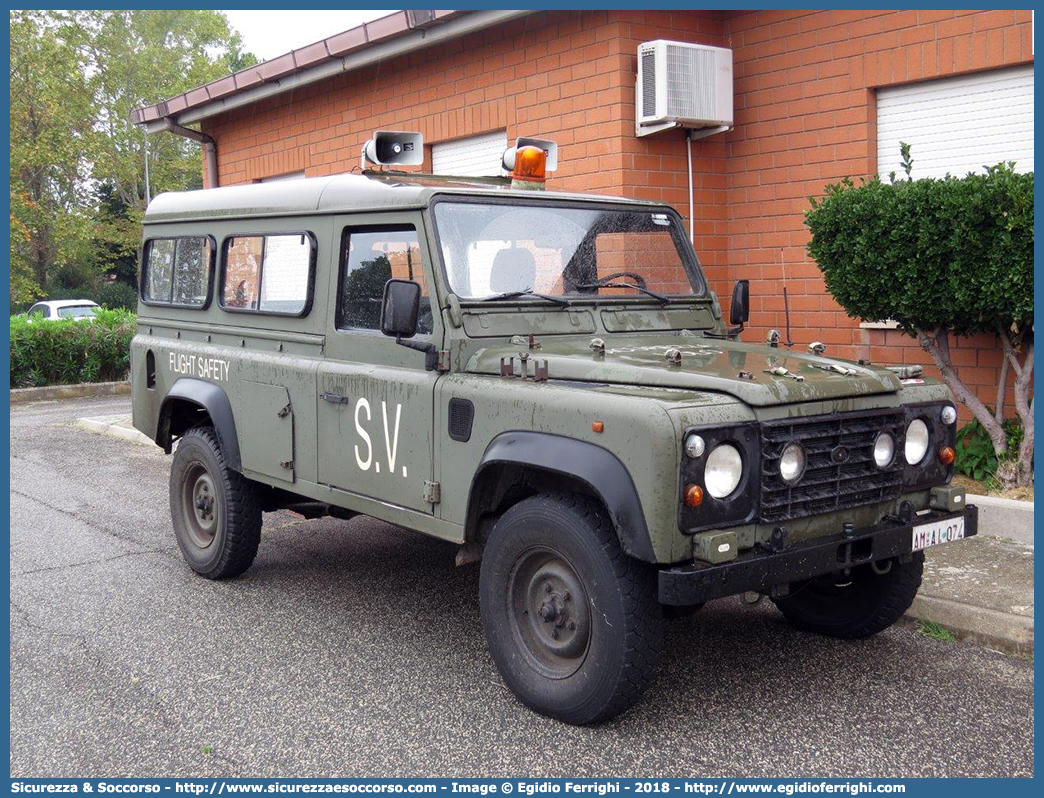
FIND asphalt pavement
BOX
[9,396,1035,778]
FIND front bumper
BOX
[659,505,977,606]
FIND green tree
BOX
[9,10,257,304]
[9,10,96,304]
[805,156,1034,486]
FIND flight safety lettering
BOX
[354,398,407,478]
[169,352,230,382]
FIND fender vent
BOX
[448,398,474,442]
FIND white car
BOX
[26,299,100,321]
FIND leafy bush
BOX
[955,418,1024,482]
[96,281,138,311]
[10,308,137,388]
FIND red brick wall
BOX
[201,9,1032,419]
[723,9,1034,418]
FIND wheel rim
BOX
[182,463,219,549]
[507,546,591,679]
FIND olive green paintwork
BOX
[131,173,955,568]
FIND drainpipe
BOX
[157,119,219,188]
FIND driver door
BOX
[316,214,439,514]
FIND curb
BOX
[904,594,1033,656]
[11,380,131,403]
[967,494,1035,546]
[75,417,154,447]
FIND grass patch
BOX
[202,745,213,755]
[917,619,957,643]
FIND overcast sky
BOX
[222,10,391,61]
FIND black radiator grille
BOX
[758,409,905,524]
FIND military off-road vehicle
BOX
[132,133,975,725]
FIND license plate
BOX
[911,516,966,551]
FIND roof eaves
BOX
[131,9,470,125]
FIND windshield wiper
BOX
[481,289,570,306]
[573,282,670,305]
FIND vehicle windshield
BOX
[433,201,704,301]
[57,305,97,319]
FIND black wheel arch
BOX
[466,431,657,563]
[156,378,242,472]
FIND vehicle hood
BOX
[466,335,902,407]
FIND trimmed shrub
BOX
[804,159,1034,486]
[10,308,137,388]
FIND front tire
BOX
[170,426,262,579]
[772,553,924,638]
[479,493,663,725]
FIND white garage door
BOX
[432,131,507,177]
[877,65,1034,180]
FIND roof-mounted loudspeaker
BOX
[362,131,424,167]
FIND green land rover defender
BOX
[131,133,975,725]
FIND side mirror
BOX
[381,279,439,370]
[729,280,750,326]
[380,279,421,339]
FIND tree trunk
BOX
[1011,340,1034,486]
[917,327,1008,456]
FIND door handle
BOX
[320,391,350,405]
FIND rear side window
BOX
[142,236,214,307]
[220,233,315,316]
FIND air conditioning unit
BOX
[636,40,733,137]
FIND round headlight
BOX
[779,442,805,483]
[873,431,895,468]
[905,419,930,465]
[684,433,706,459]
[941,405,957,425]
[705,444,743,498]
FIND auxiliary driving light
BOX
[941,405,957,425]
[779,442,806,483]
[873,432,895,468]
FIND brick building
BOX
[134,9,1035,418]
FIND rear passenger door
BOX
[316,214,439,513]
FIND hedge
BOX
[10,308,137,388]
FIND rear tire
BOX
[479,492,663,725]
[170,426,262,579]
[772,553,924,639]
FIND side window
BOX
[28,304,45,318]
[221,233,314,316]
[142,237,213,307]
[337,226,432,335]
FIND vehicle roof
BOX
[36,299,99,308]
[143,172,663,224]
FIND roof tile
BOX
[185,86,211,106]
[293,40,331,69]
[166,94,188,114]
[207,76,237,99]
[326,26,368,56]
[257,53,297,81]
[233,68,264,90]
[365,11,410,40]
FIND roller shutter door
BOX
[877,65,1033,180]
[432,131,507,177]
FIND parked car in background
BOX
[26,300,100,321]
